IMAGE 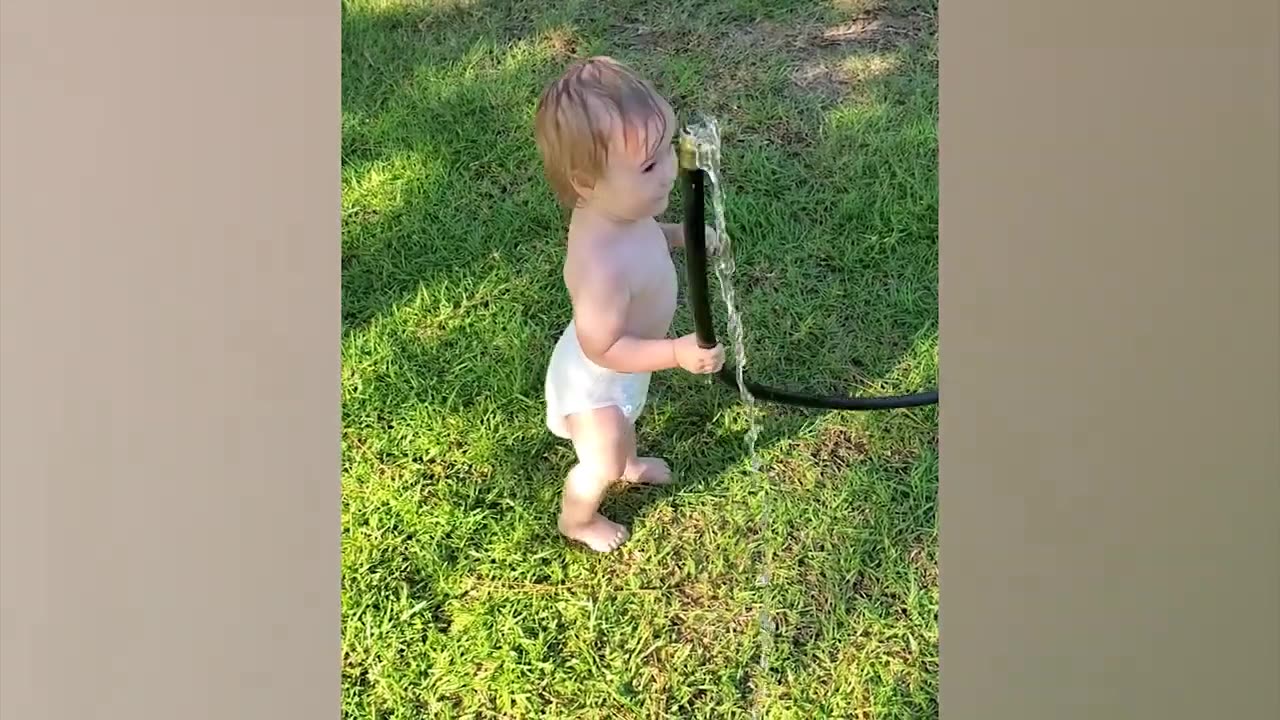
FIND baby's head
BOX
[534,56,678,220]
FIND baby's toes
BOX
[607,523,631,551]
[562,514,631,553]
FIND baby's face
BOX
[587,111,678,221]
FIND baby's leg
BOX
[559,406,633,552]
[619,420,672,486]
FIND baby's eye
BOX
[642,162,656,173]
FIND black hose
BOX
[679,163,939,411]
[682,163,718,350]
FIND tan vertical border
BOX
[940,0,1279,718]
[1,1,339,719]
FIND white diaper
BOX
[545,321,651,439]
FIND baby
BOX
[533,56,726,553]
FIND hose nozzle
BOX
[677,130,699,171]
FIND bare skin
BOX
[557,406,672,552]
[552,108,724,553]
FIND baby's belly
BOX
[628,291,678,339]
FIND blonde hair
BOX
[533,56,673,207]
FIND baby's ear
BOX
[569,173,595,201]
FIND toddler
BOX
[533,56,726,552]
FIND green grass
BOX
[342,0,938,717]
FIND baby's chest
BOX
[628,247,678,302]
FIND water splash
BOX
[684,115,774,714]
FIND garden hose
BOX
[678,132,939,411]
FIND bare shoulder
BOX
[564,226,630,302]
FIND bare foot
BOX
[559,513,630,553]
[621,456,673,486]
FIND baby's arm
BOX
[659,223,685,248]
[571,267,725,375]
[659,223,717,250]
[572,268,680,374]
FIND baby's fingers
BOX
[710,344,726,372]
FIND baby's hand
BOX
[662,223,718,250]
[673,334,726,374]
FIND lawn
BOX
[341,0,938,717]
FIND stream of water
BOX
[684,116,774,714]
